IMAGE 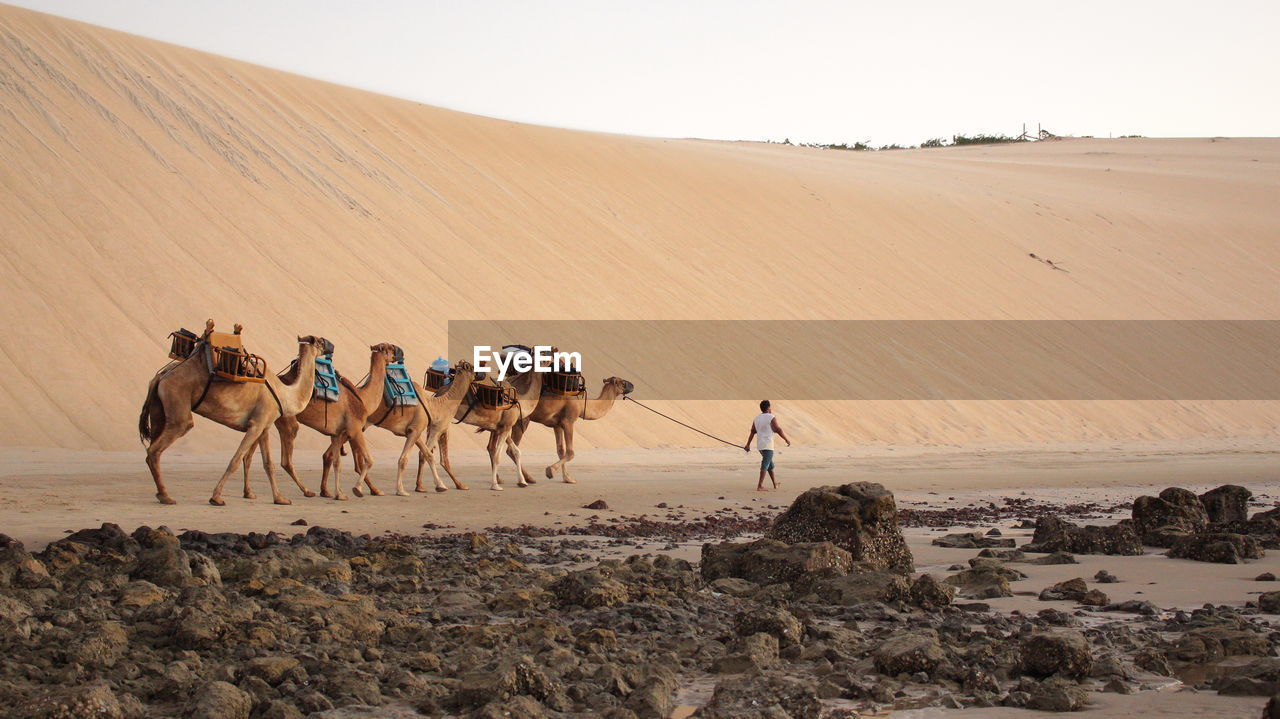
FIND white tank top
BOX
[754,412,775,450]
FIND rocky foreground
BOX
[3,482,1280,718]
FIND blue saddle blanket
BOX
[384,362,419,407]
[313,356,340,402]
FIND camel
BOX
[448,368,544,491]
[505,376,634,484]
[138,322,327,506]
[363,353,476,496]
[262,343,397,502]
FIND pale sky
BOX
[7,0,1278,146]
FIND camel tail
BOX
[138,381,165,447]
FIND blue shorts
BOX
[759,449,775,471]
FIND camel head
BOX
[454,360,474,373]
[604,376,634,396]
[296,335,330,359]
[369,343,399,364]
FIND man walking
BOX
[744,400,790,491]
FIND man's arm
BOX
[771,417,791,446]
[743,424,756,452]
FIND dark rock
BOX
[1167,532,1263,564]
[27,682,124,719]
[1021,630,1093,678]
[1131,488,1209,542]
[733,606,803,646]
[908,573,954,610]
[1038,578,1108,606]
[814,567,909,605]
[1264,695,1280,719]
[873,630,945,676]
[931,532,1015,549]
[1094,570,1119,583]
[1258,591,1280,613]
[768,482,913,572]
[1215,658,1280,696]
[452,656,557,710]
[584,500,610,510]
[712,633,779,674]
[188,681,252,719]
[548,567,629,608]
[290,519,308,526]
[1100,600,1159,616]
[701,538,851,588]
[708,577,758,597]
[1200,485,1252,524]
[692,675,821,719]
[1257,573,1277,582]
[1024,552,1079,565]
[1026,676,1089,712]
[944,566,1015,599]
[1024,516,1142,556]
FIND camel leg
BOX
[347,432,373,499]
[321,435,349,501]
[545,425,566,480]
[557,422,577,484]
[418,437,448,493]
[385,433,417,497]
[436,429,468,490]
[506,430,528,488]
[144,409,193,505]
[487,431,504,491]
[276,417,316,498]
[508,419,536,485]
[241,441,257,499]
[257,432,290,505]
[210,421,273,506]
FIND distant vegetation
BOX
[769,128,1091,152]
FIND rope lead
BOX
[623,396,742,449]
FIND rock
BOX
[908,573,954,609]
[1100,600,1159,616]
[1200,485,1252,524]
[712,632,779,674]
[872,630,945,676]
[1167,532,1263,564]
[0,595,35,640]
[452,655,557,710]
[708,577,759,597]
[977,548,1026,561]
[1172,627,1270,663]
[65,621,128,668]
[693,674,821,719]
[701,538,852,588]
[767,482,913,572]
[1264,695,1280,719]
[291,518,308,526]
[931,532,1015,549]
[1257,573,1277,582]
[1038,578,1109,605]
[548,567,629,608]
[1258,591,1280,613]
[1024,516,1142,556]
[624,666,678,719]
[188,681,252,719]
[243,656,303,686]
[1024,552,1079,565]
[130,527,194,587]
[733,606,803,646]
[27,682,124,719]
[1021,631,1093,678]
[944,566,1014,599]
[814,567,909,604]
[260,700,304,719]
[1215,658,1280,696]
[117,580,170,608]
[584,499,609,510]
[1094,570,1119,583]
[1026,676,1089,712]
[1131,488,1209,542]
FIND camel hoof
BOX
[369,488,385,497]
[435,487,448,493]
[414,486,428,493]
[518,482,529,488]
[209,497,225,506]
[490,485,504,491]
[320,490,334,498]
[525,477,538,485]
[562,478,577,484]
[351,486,364,498]
[545,467,555,479]
[396,491,410,497]
[454,485,470,491]
[274,497,292,505]
[335,494,349,502]
[157,494,177,505]
[243,492,256,500]
[302,490,317,498]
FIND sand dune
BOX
[1,4,1278,454]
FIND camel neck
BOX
[582,387,623,420]
[358,355,390,411]
[279,345,319,415]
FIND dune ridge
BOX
[1,3,1278,452]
